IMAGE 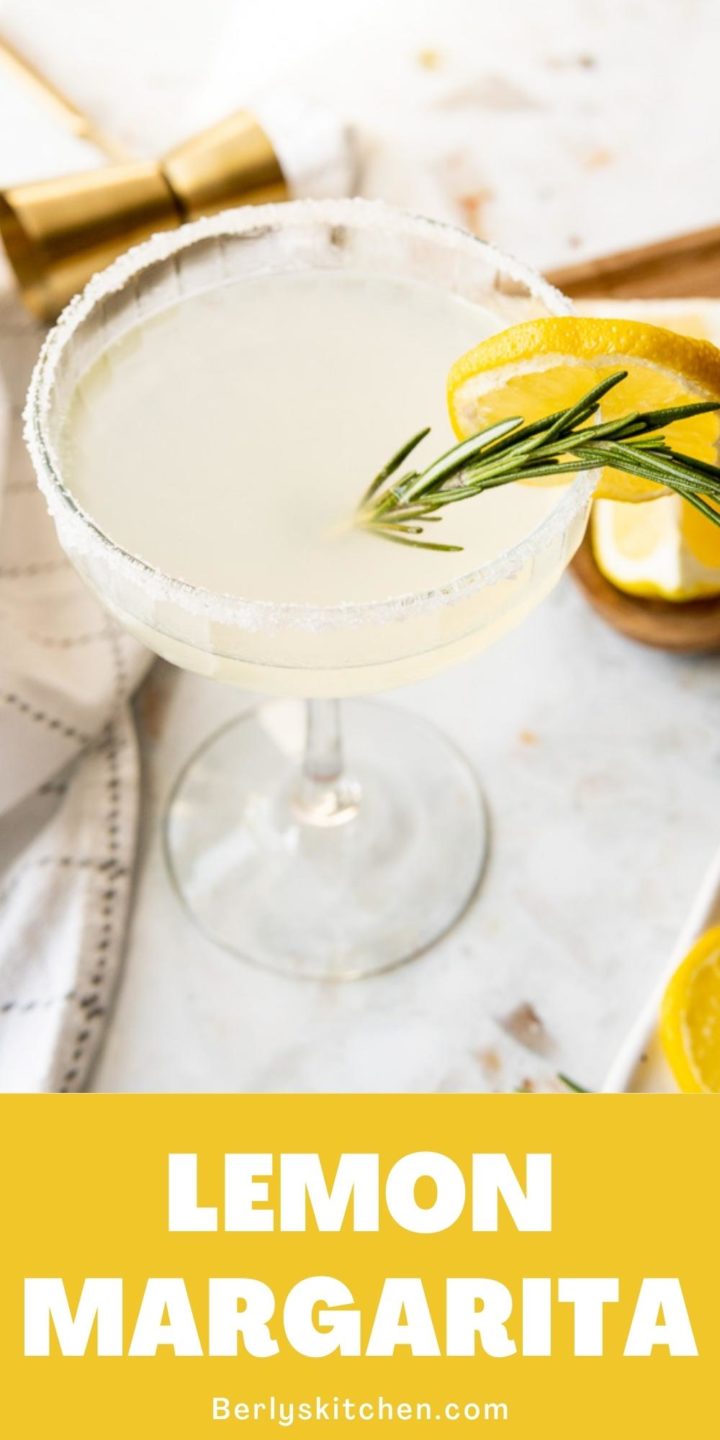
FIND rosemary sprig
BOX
[355,372,720,551]
[557,1073,590,1094]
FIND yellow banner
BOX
[0,1095,713,1436]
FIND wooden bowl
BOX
[571,533,720,652]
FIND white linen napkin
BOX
[0,271,150,1091]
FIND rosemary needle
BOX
[356,372,720,550]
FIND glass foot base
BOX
[164,699,487,980]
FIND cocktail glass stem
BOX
[293,699,361,827]
[29,200,589,980]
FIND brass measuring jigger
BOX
[0,107,287,321]
[0,35,353,320]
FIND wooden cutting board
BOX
[546,225,720,652]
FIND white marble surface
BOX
[2,0,720,1092]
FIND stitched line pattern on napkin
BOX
[1,691,91,744]
[105,619,128,708]
[60,722,125,1091]
[37,778,69,797]
[24,627,116,650]
[0,855,129,912]
[1,989,76,1015]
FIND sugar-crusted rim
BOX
[25,198,596,635]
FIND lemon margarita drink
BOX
[53,263,572,697]
[31,200,720,977]
[29,201,594,976]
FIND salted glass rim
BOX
[25,198,596,634]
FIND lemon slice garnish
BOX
[447,315,720,503]
[576,300,720,599]
[660,926,720,1093]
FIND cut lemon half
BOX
[447,315,720,503]
[660,926,720,1093]
[580,300,720,599]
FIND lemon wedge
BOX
[591,492,720,599]
[578,300,720,599]
[660,926,720,1093]
[447,314,720,503]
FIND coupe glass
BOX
[26,200,594,979]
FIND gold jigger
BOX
[0,109,287,321]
